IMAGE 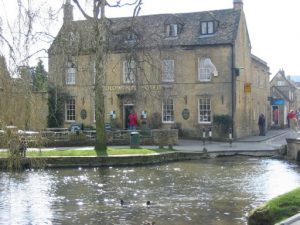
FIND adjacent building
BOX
[270,70,298,128]
[48,0,270,138]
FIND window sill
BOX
[65,120,76,123]
[198,121,211,124]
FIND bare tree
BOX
[71,0,142,151]
[0,0,58,130]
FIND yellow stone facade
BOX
[48,1,270,138]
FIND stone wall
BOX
[286,138,300,161]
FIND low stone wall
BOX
[44,129,178,147]
[0,150,281,170]
[152,129,178,146]
[0,152,207,169]
[286,138,300,161]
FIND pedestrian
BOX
[289,110,298,133]
[19,136,27,157]
[258,113,265,136]
[128,110,138,130]
[287,111,291,128]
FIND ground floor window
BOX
[66,98,76,122]
[162,98,174,123]
[198,97,211,123]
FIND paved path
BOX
[28,128,296,153]
[176,128,293,152]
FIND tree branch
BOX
[72,0,93,20]
[106,0,141,8]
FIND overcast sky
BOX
[1,0,300,77]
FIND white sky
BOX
[1,0,300,77]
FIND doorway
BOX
[271,105,279,126]
[123,104,134,129]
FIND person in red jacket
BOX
[128,110,138,130]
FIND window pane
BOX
[66,98,76,121]
[198,98,211,123]
[162,60,174,82]
[198,58,217,81]
[162,98,174,122]
[208,21,214,34]
[123,61,136,83]
[167,24,178,37]
[201,22,207,34]
[66,67,76,85]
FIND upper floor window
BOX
[123,60,136,84]
[166,24,178,38]
[198,58,218,82]
[200,21,215,35]
[65,97,76,122]
[198,97,211,123]
[162,98,174,123]
[162,60,175,82]
[66,62,76,85]
[277,80,285,86]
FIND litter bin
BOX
[130,131,140,148]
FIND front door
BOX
[124,104,134,129]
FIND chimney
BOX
[233,0,243,10]
[63,0,73,24]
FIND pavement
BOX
[29,128,295,153]
[176,128,293,152]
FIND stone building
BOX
[270,70,297,128]
[0,56,48,130]
[48,0,270,138]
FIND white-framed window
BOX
[162,98,174,123]
[200,21,214,35]
[65,97,76,122]
[166,24,178,37]
[125,33,137,43]
[277,80,285,86]
[162,60,175,82]
[198,97,211,123]
[123,60,136,83]
[198,58,218,81]
[66,62,76,85]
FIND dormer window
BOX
[125,33,137,43]
[166,24,178,38]
[200,21,215,35]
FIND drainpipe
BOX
[231,43,236,138]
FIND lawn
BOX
[0,147,173,157]
[248,187,300,225]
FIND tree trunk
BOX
[94,18,107,151]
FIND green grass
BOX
[0,147,173,157]
[248,187,300,225]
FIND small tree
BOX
[213,114,233,137]
[33,60,47,92]
[47,85,65,128]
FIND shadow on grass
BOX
[95,149,108,156]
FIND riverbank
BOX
[0,149,281,169]
[0,129,290,169]
[248,187,300,225]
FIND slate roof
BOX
[50,8,242,54]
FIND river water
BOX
[1,157,300,225]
